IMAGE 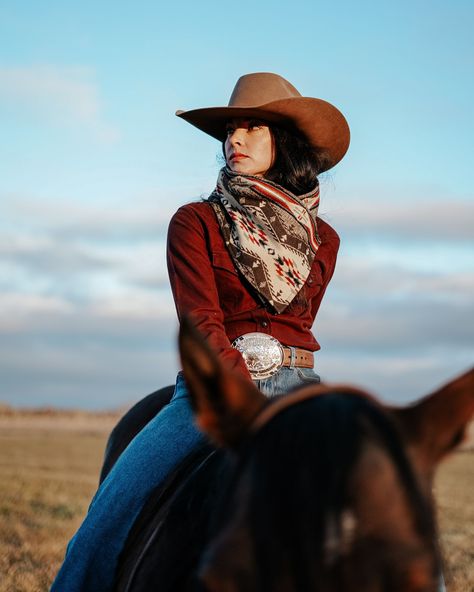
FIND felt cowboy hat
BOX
[176,72,350,172]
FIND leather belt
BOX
[281,346,314,369]
[232,333,314,380]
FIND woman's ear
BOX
[179,317,266,448]
[392,368,474,476]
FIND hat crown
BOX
[228,72,302,108]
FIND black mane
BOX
[234,393,437,591]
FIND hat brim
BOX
[176,97,350,172]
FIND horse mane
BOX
[115,391,437,592]
[221,392,438,591]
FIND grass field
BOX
[0,413,473,592]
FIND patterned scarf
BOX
[208,168,321,313]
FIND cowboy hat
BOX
[176,72,350,172]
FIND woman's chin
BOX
[228,163,265,177]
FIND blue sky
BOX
[1,0,473,408]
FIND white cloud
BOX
[2,193,181,238]
[330,257,474,302]
[0,293,73,320]
[0,64,120,142]
[316,349,472,404]
[0,302,179,409]
[323,196,474,241]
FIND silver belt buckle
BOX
[232,332,284,380]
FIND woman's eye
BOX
[249,120,263,130]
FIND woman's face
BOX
[224,118,275,177]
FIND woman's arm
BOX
[309,221,340,319]
[167,205,251,378]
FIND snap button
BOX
[261,321,268,328]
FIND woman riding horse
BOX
[51,72,350,591]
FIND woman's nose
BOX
[229,128,245,146]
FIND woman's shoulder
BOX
[171,200,215,221]
[168,200,218,242]
[169,200,215,226]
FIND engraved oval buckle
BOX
[232,332,284,380]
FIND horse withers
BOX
[112,320,474,591]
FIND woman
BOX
[51,72,350,591]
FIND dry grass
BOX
[436,451,474,591]
[0,416,115,592]
[0,413,472,591]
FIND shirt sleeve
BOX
[167,204,251,379]
[309,220,340,320]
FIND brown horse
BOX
[111,320,473,591]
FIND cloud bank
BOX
[1,190,472,408]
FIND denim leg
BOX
[51,374,204,592]
[255,366,320,397]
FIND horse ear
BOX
[393,368,474,474]
[179,317,267,448]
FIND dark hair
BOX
[222,123,331,195]
[265,125,331,194]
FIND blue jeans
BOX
[255,366,320,397]
[51,367,320,592]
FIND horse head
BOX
[180,318,474,592]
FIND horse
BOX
[106,320,474,591]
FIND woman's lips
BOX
[230,153,248,161]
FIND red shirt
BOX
[167,201,340,378]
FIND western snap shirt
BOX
[167,201,340,379]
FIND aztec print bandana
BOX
[208,168,321,313]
